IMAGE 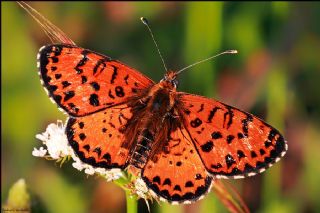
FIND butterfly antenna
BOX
[140,17,168,72]
[17,1,75,45]
[176,50,238,75]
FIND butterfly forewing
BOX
[179,93,287,179]
[142,127,212,203]
[38,44,154,116]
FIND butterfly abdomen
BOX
[130,129,155,169]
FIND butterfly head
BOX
[160,71,179,90]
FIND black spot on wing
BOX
[207,107,221,123]
[103,153,111,163]
[89,94,100,106]
[83,144,90,151]
[68,103,79,113]
[195,173,202,180]
[124,74,129,85]
[55,73,62,79]
[174,185,182,191]
[265,140,272,148]
[226,135,235,144]
[64,91,75,101]
[90,82,100,91]
[51,57,58,63]
[251,151,257,158]
[78,122,84,129]
[93,147,102,157]
[131,88,137,93]
[185,181,194,187]
[197,104,204,113]
[242,113,253,137]
[237,150,246,160]
[74,50,89,74]
[54,95,62,104]
[225,154,236,169]
[200,141,214,152]
[108,90,115,99]
[223,106,234,129]
[79,133,86,140]
[48,85,57,92]
[153,176,161,185]
[110,65,118,84]
[268,129,278,141]
[237,132,244,139]
[190,118,202,128]
[62,81,71,88]
[211,163,222,169]
[211,131,222,139]
[259,149,266,155]
[81,75,87,84]
[274,135,285,154]
[115,86,125,97]
[163,178,171,186]
[93,59,107,75]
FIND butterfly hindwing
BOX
[141,127,212,203]
[38,44,154,116]
[179,93,288,179]
[66,103,134,169]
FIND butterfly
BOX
[23,1,288,204]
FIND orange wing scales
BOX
[180,93,288,179]
[38,44,154,116]
[141,128,212,203]
[66,104,133,169]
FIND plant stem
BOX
[125,190,138,213]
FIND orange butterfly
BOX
[21,2,287,204]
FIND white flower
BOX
[32,147,47,157]
[72,159,84,171]
[35,120,72,159]
[134,178,151,211]
[134,178,150,200]
[84,167,94,175]
[99,168,123,181]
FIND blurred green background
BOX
[2,2,320,213]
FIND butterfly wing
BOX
[141,127,212,203]
[66,103,134,169]
[38,44,154,116]
[178,93,288,179]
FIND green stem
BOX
[125,190,138,213]
[113,174,138,213]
